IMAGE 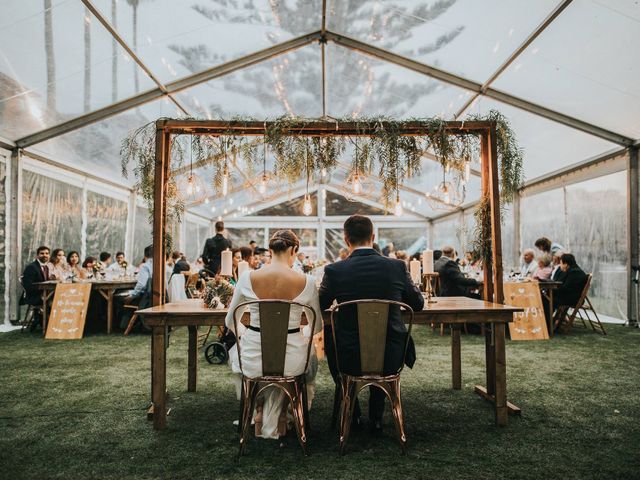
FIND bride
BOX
[225,230,322,439]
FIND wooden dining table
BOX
[537,281,563,336]
[138,297,523,431]
[36,279,137,334]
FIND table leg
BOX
[152,325,167,430]
[485,324,496,397]
[41,290,48,336]
[107,290,114,334]
[188,325,198,392]
[494,323,508,427]
[451,325,461,390]
[548,290,554,337]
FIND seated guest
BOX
[338,248,349,261]
[532,254,552,281]
[463,251,482,274]
[66,251,86,279]
[542,253,588,324]
[519,249,538,278]
[240,246,258,270]
[99,252,112,268]
[82,256,97,278]
[225,230,322,439]
[124,246,153,303]
[49,248,70,280]
[107,251,127,272]
[292,251,305,273]
[21,245,51,307]
[319,215,424,429]
[382,242,395,258]
[395,250,407,262]
[230,248,241,284]
[172,252,190,276]
[254,247,270,269]
[433,249,443,262]
[434,245,481,297]
[249,240,257,251]
[535,237,564,257]
[550,251,565,281]
[372,242,382,254]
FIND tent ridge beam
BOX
[15,31,322,148]
[325,30,633,147]
[454,0,574,118]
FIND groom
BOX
[319,215,424,429]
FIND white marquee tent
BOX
[0,0,638,325]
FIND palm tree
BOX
[44,0,56,111]
[84,6,92,113]
[111,0,118,102]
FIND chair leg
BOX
[124,313,138,336]
[301,378,311,431]
[585,298,606,335]
[339,378,358,455]
[290,381,309,456]
[387,380,407,455]
[239,379,257,457]
[331,383,341,429]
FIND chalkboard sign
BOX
[504,282,549,341]
[45,283,92,339]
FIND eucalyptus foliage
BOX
[121,112,523,260]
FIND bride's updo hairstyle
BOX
[269,230,300,254]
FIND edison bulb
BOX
[204,197,209,204]
[394,198,403,216]
[302,195,313,216]
[352,175,362,194]
[258,175,267,194]
[222,175,229,196]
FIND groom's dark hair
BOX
[344,215,373,246]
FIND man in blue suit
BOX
[319,215,424,429]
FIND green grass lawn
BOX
[1,325,639,480]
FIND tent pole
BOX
[628,146,639,327]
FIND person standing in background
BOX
[202,220,232,275]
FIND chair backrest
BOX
[232,299,317,378]
[575,273,592,308]
[330,299,414,376]
[185,273,199,288]
[167,273,187,302]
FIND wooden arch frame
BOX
[150,119,504,306]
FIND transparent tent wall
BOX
[520,170,628,318]
[21,170,83,268]
[226,228,266,249]
[0,159,6,323]
[184,221,210,262]
[132,206,152,265]
[86,192,127,257]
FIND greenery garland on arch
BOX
[121,111,523,260]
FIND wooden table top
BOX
[138,297,522,318]
[36,279,137,289]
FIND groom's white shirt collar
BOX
[353,246,374,251]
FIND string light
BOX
[352,173,362,194]
[221,162,229,196]
[302,194,313,216]
[394,194,403,216]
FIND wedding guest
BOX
[435,246,481,297]
[519,249,538,278]
[117,245,154,329]
[99,252,112,268]
[542,253,588,325]
[239,246,258,270]
[395,250,407,262]
[82,256,97,277]
[254,247,270,269]
[293,251,305,273]
[372,242,382,254]
[67,251,85,279]
[550,251,565,281]
[338,248,349,261]
[202,221,232,274]
[535,237,564,257]
[532,254,552,281]
[249,240,257,252]
[230,248,241,284]
[21,245,51,308]
[382,242,395,258]
[49,248,70,280]
[319,215,424,431]
[107,251,127,271]
[225,230,322,439]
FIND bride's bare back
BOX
[250,265,307,300]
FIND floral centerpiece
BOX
[203,277,235,309]
[92,261,104,278]
[302,259,327,274]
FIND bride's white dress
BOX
[225,270,323,439]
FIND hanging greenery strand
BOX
[121,111,523,259]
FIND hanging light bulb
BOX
[176,134,207,204]
[204,197,209,204]
[186,176,194,195]
[394,194,403,216]
[302,194,313,216]
[221,162,229,196]
[352,173,362,194]
[258,174,267,194]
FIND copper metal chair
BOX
[233,299,317,456]
[330,299,414,455]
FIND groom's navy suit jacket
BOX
[319,248,424,375]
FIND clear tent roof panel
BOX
[465,96,620,180]
[29,96,182,185]
[176,46,322,119]
[326,44,474,118]
[91,0,322,84]
[492,0,640,140]
[0,0,156,141]
[327,0,560,84]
